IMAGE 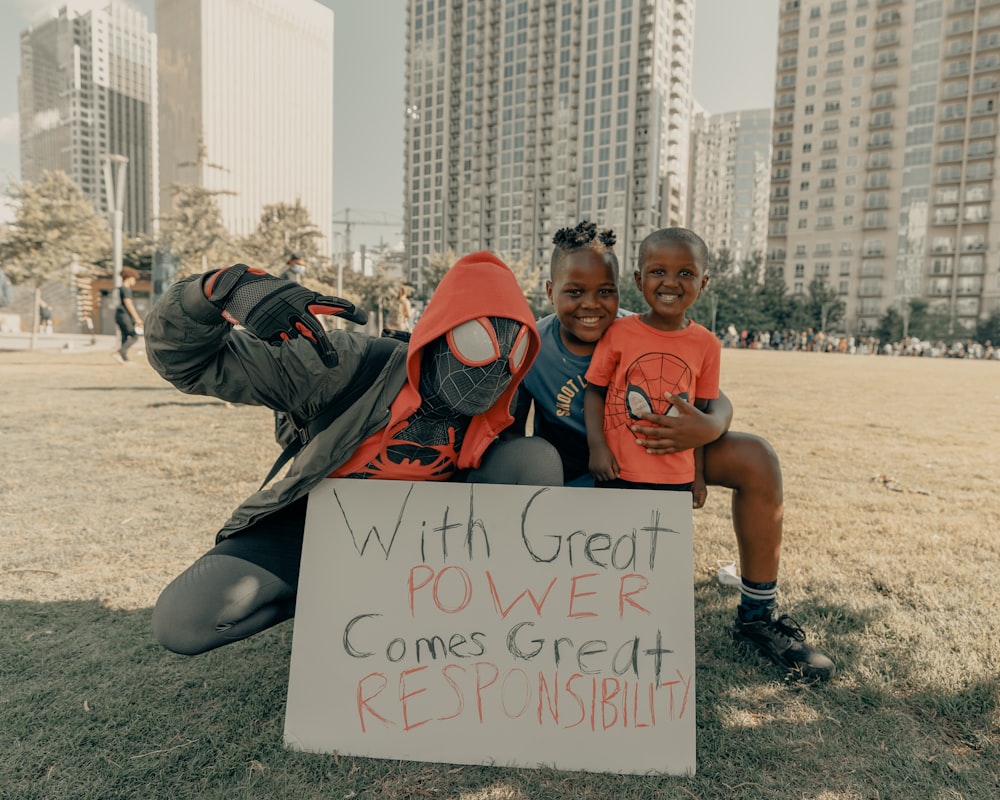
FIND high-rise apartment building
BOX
[767,0,1000,335]
[19,2,158,236]
[403,0,695,288]
[688,107,772,267]
[157,0,333,255]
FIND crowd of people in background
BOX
[720,324,997,360]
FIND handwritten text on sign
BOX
[284,480,696,775]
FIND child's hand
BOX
[631,393,717,453]
[692,475,707,509]
[588,444,620,483]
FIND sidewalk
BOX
[0,330,119,354]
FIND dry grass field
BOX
[1,344,998,799]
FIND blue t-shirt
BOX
[517,314,593,482]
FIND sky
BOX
[0,0,779,242]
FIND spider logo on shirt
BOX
[606,352,692,430]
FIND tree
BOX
[242,200,325,273]
[504,253,552,318]
[0,171,109,287]
[340,261,404,327]
[617,268,645,315]
[905,298,952,342]
[417,250,458,301]
[976,309,1000,345]
[874,306,903,344]
[801,276,845,332]
[757,264,798,330]
[158,183,235,277]
[697,249,766,333]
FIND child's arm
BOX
[691,445,707,509]
[584,384,619,482]
[690,396,712,508]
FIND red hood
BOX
[395,250,539,468]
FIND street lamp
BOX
[103,154,128,293]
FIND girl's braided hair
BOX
[550,220,619,278]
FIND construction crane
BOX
[331,208,401,271]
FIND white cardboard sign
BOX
[284,479,696,776]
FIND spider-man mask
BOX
[419,316,531,415]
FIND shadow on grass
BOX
[692,589,999,800]
[2,599,996,800]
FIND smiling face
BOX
[546,249,620,356]
[634,240,709,331]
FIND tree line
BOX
[3,173,998,345]
[617,249,1000,346]
[0,170,410,322]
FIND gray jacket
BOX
[145,274,408,540]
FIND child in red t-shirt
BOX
[584,228,721,506]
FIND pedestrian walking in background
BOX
[113,267,143,365]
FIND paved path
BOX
[0,331,120,354]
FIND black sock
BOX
[739,578,777,622]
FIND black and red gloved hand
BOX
[204,264,368,367]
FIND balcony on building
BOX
[981,9,1000,30]
[944,80,971,100]
[948,39,974,61]
[973,81,999,104]
[948,16,975,39]
[875,30,900,48]
[958,253,986,274]
[871,92,895,109]
[875,52,899,69]
[871,71,898,91]
[934,207,960,225]
[975,53,1000,75]
[946,59,971,78]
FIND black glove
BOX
[204,264,367,367]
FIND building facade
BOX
[157,0,333,255]
[402,0,695,289]
[767,0,1000,335]
[19,2,158,236]
[688,106,772,267]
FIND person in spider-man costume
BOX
[144,251,561,655]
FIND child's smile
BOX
[635,241,708,330]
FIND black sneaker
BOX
[730,608,836,682]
